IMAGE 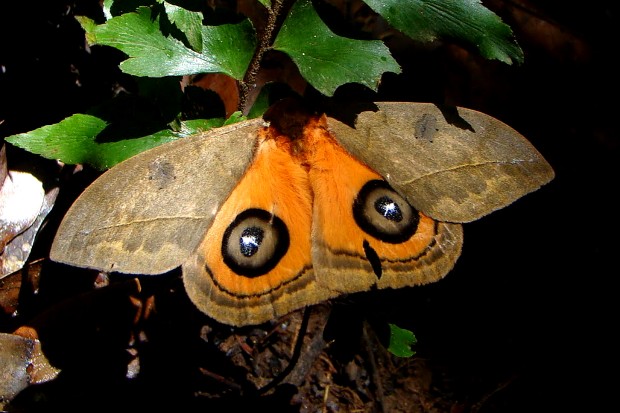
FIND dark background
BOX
[1,0,617,411]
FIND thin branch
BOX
[238,0,287,113]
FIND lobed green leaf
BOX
[365,0,523,64]
[163,2,204,52]
[273,0,401,96]
[88,6,256,79]
[5,115,228,170]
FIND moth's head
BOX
[263,98,315,141]
[264,97,383,135]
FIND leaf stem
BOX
[238,0,287,113]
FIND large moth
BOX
[50,102,554,326]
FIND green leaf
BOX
[89,6,256,79]
[103,0,114,19]
[223,111,246,125]
[387,324,417,358]
[246,85,272,119]
[273,0,401,96]
[257,0,271,8]
[163,2,203,52]
[106,0,156,17]
[75,15,98,44]
[5,115,227,170]
[364,0,523,64]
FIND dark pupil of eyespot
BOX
[239,226,264,257]
[375,196,402,222]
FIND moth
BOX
[50,102,554,326]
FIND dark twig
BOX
[238,0,286,113]
[256,304,312,394]
[361,321,388,413]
